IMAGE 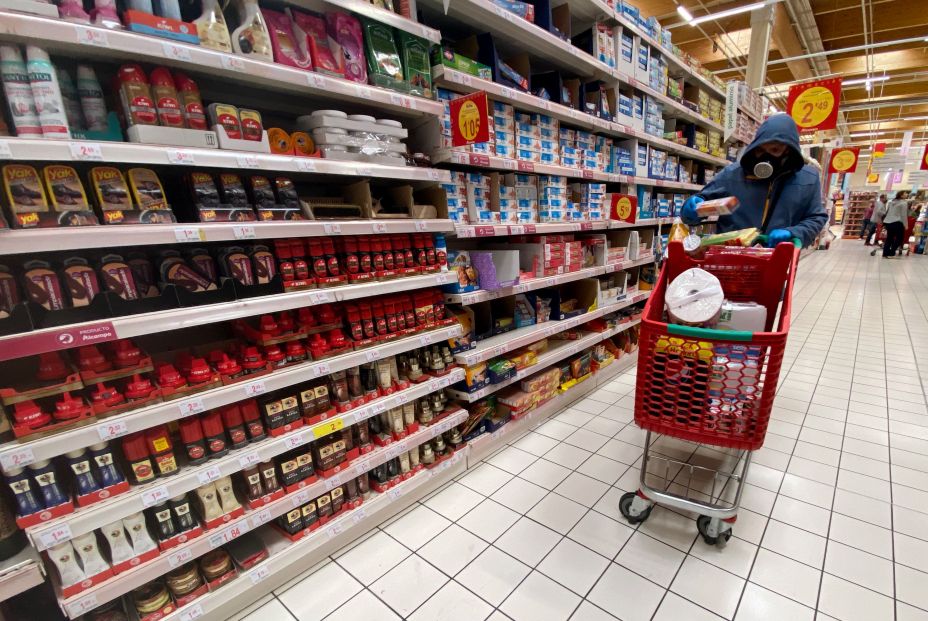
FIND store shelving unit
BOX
[842,191,876,239]
[0,547,44,602]
[285,0,440,42]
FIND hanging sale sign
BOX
[786,78,842,132]
[921,145,928,171]
[450,91,490,147]
[828,147,860,174]
[873,142,886,158]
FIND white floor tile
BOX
[615,531,685,587]
[418,524,489,576]
[563,428,610,452]
[240,598,297,621]
[554,472,610,507]
[596,438,643,464]
[458,462,513,496]
[567,510,634,560]
[335,530,411,585]
[735,583,815,621]
[555,408,597,426]
[827,513,893,560]
[761,519,827,568]
[895,564,928,612]
[324,590,401,621]
[537,537,610,596]
[511,432,562,457]
[488,446,539,475]
[458,498,521,542]
[654,592,725,621]
[518,458,573,490]
[749,549,822,607]
[490,476,548,513]
[456,546,531,606]
[424,482,486,521]
[770,494,832,536]
[407,581,494,621]
[824,540,894,596]
[575,454,623,485]
[382,504,452,551]
[545,443,594,469]
[278,563,363,621]
[495,517,563,566]
[587,563,665,621]
[569,601,620,621]
[817,573,895,621]
[369,555,447,617]
[670,556,745,620]
[501,571,582,621]
[690,534,758,578]
[527,492,588,535]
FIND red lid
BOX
[263,344,285,363]
[215,353,242,376]
[157,363,187,389]
[91,382,125,408]
[291,239,306,257]
[36,351,69,381]
[359,302,372,319]
[172,71,199,93]
[112,340,142,368]
[219,404,244,426]
[371,237,381,252]
[121,432,150,461]
[13,400,49,428]
[328,328,348,348]
[77,345,111,373]
[149,67,176,87]
[425,236,435,248]
[343,236,357,252]
[177,415,205,443]
[316,304,337,324]
[274,240,292,259]
[145,426,173,454]
[345,304,360,321]
[308,332,329,357]
[239,399,261,422]
[186,357,213,384]
[200,409,225,437]
[174,352,194,374]
[54,392,84,420]
[285,340,306,358]
[297,307,317,327]
[358,236,370,252]
[372,299,384,314]
[277,311,295,333]
[125,373,156,400]
[308,239,324,255]
[118,64,149,84]
[241,346,265,371]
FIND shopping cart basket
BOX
[619,239,799,547]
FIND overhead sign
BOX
[828,147,860,174]
[608,193,638,223]
[870,153,905,173]
[921,145,928,171]
[787,78,842,132]
[450,91,489,147]
[873,142,886,158]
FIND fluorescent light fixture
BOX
[848,131,886,137]
[677,5,694,21]
[681,0,779,26]
[843,76,890,86]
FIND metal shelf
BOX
[0,324,463,471]
[0,220,454,256]
[0,271,458,362]
[59,410,467,618]
[452,219,672,238]
[0,547,44,602]
[27,369,463,552]
[0,12,442,119]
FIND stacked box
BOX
[617,94,634,122]
[644,96,663,137]
[655,192,671,217]
[500,173,538,223]
[571,182,606,221]
[494,101,516,159]
[665,154,679,181]
[615,146,635,176]
[685,85,710,117]
[619,31,634,65]
[708,130,722,157]
[516,113,559,165]
[708,98,723,125]
[633,95,644,124]
[648,147,667,179]
[647,52,668,95]
[595,136,615,174]
[539,175,568,222]
[438,88,498,156]
[595,23,617,68]
[442,171,469,223]
[693,130,708,153]
[466,173,497,223]
[667,77,684,101]
[636,41,649,74]
[672,194,685,217]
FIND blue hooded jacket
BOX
[695,113,827,247]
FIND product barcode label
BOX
[415,221,429,231]
[174,227,205,243]
[244,380,267,397]
[69,142,103,161]
[419,333,435,346]
[249,565,271,584]
[233,225,256,240]
[372,401,387,414]
[168,548,193,568]
[323,223,341,234]
[179,604,204,621]
[499,86,512,99]
[141,485,169,508]
[197,466,222,485]
[353,85,373,99]
[220,55,246,72]
[75,27,108,48]
[427,170,441,181]
[38,523,73,549]
[389,93,414,109]
[0,448,35,471]
[96,420,129,441]
[325,477,340,491]
[178,397,206,417]
[456,227,475,238]
[357,166,373,177]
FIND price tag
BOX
[353,85,373,99]
[309,290,334,304]
[179,604,204,621]
[167,149,196,165]
[351,508,367,524]
[174,227,205,243]
[238,452,260,468]
[357,166,374,177]
[372,400,388,414]
[509,225,525,235]
[161,42,192,62]
[459,73,472,87]
[419,332,435,346]
[314,362,331,377]
[244,380,267,397]
[353,462,369,478]
[371,222,388,234]
[0,448,35,471]
[292,490,310,507]
[250,565,271,584]
[437,376,451,388]
[208,531,226,548]
[75,27,109,47]
[197,466,222,485]
[168,548,193,568]
[499,87,512,100]
[327,522,344,539]
[325,477,340,491]
[38,523,73,549]
[427,170,441,181]
[365,349,382,362]
[70,594,99,616]
[415,221,429,232]
[97,419,129,441]
[225,521,246,541]
[395,391,409,405]
[233,225,256,240]
[0,141,11,158]
[285,431,309,449]
[323,222,342,234]
[296,158,317,173]
[514,283,529,294]
[502,159,516,170]
[307,73,327,89]
[456,227,475,238]
[251,508,273,527]
[236,154,259,168]
[387,488,402,502]
[313,417,345,439]
[69,142,103,161]
[178,397,206,417]
[220,55,246,72]
[141,485,169,508]
[389,93,413,109]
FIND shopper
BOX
[881,191,909,258]
[865,194,887,245]
[681,114,827,247]
[861,203,874,244]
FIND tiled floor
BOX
[229,243,928,621]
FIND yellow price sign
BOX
[790,87,834,129]
[457,100,481,142]
[313,417,345,439]
[832,150,856,172]
[615,197,633,219]
[450,91,489,147]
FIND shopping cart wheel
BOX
[619,491,653,524]
[697,515,732,547]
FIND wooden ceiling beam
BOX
[770,2,814,81]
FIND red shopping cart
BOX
[619,239,799,547]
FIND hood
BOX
[740,113,805,177]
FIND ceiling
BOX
[633,0,928,147]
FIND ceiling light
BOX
[682,0,780,26]
[676,5,694,21]
[843,75,890,86]
[848,131,886,137]
[866,80,872,92]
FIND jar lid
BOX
[311,109,347,118]
[376,119,403,128]
[349,114,376,122]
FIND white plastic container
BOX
[26,46,69,138]
[76,64,108,132]
[230,0,272,61]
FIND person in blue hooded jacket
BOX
[681,113,828,248]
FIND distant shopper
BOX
[865,193,886,245]
[881,191,909,258]
[861,203,874,244]
[681,114,827,247]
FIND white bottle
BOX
[194,0,233,53]
[47,541,87,587]
[122,512,157,554]
[76,65,107,132]
[100,520,135,564]
[71,532,111,576]
[230,0,272,61]
[25,46,69,139]
[56,68,84,131]
[0,46,41,137]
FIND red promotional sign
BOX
[873,142,886,158]
[608,193,638,223]
[921,145,928,171]
[828,147,860,174]
[787,78,842,132]
[449,91,490,147]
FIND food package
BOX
[699,227,759,248]
[327,12,366,83]
[361,18,403,86]
[717,301,767,332]
[695,196,739,218]
[665,267,723,327]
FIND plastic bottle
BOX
[194,0,233,53]
[231,0,273,61]
[57,0,91,24]
[149,67,184,128]
[76,65,108,132]
[91,0,121,28]
[56,68,84,131]
[173,71,207,130]
[0,46,41,137]
[25,46,70,138]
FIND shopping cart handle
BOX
[755,234,803,248]
[667,324,754,341]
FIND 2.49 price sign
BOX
[450,91,490,147]
[787,78,842,132]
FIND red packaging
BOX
[149,67,184,128]
[115,64,157,126]
[200,409,229,456]
[262,8,312,69]
[145,426,178,476]
[240,399,266,441]
[219,404,248,448]
[289,9,344,77]
[173,71,208,130]
[122,433,156,484]
[178,416,208,463]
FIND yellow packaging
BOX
[127,168,168,211]
[699,227,759,248]
[3,164,48,213]
[43,165,90,212]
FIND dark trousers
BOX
[883,222,905,257]
[861,219,871,243]
[864,222,878,245]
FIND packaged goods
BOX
[208,103,242,139]
[665,267,724,327]
[717,301,767,332]
[289,9,344,77]
[699,227,760,248]
[262,8,311,69]
[173,72,207,130]
[327,12,366,83]
[361,18,403,87]
[115,64,157,127]
[1,46,42,137]
[76,65,108,132]
[57,69,84,131]
[238,109,264,141]
[26,46,69,138]
[397,32,431,98]
[149,67,184,128]
[695,196,740,218]
[194,0,233,52]
[230,0,273,60]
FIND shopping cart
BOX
[619,239,799,547]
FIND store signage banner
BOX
[828,147,860,174]
[901,131,914,155]
[450,91,490,147]
[786,78,842,132]
[873,143,886,158]
[921,145,928,171]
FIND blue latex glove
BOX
[767,228,792,247]
[681,195,704,226]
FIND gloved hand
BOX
[681,195,705,226]
[767,228,792,247]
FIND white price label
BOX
[141,485,169,508]
[351,508,367,524]
[415,221,429,231]
[75,27,109,47]
[167,148,196,165]
[325,477,340,491]
[197,466,222,485]
[307,73,327,89]
[372,401,387,414]
[499,87,513,100]
[509,225,525,235]
[457,227,475,238]
[314,362,331,377]
[296,158,318,172]
[97,420,129,441]
[238,452,260,468]
[70,594,99,616]
[327,522,344,539]
[437,376,451,388]
[357,166,373,177]
[502,159,516,170]
[251,508,273,527]
[208,532,226,549]
[0,448,35,471]
[371,222,388,234]
[387,488,402,502]
[161,42,192,62]
[365,349,381,362]
[220,55,246,72]
[244,380,267,397]
[323,222,342,234]
[38,523,73,549]
[236,154,259,168]
[354,463,368,477]
[69,142,103,161]
[174,227,204,243]
[395,392,409,405]
[492,345,505,357]
[249,565,271,584]
[427,170,441,181]
[354,85,373,99]
[179,604,204,621]
[419,333,435,346]
[233,225,256,239]
[168,548,193,568]
[0,141,12,158]
[178,397,206,417]
[459,73,472,86]
[309,291,334,304]
[292,490,310,507]
[284,431,307,449]
[389,93,413,109]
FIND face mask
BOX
[753,152,784,179]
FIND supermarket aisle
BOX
[230,244,928,621]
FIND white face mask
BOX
[754,161,774,179]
